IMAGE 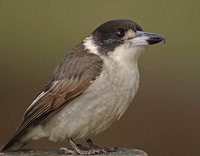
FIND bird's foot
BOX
[67,138,107,155]
[76,148,107,155]
[60,147,107,155]
[60,144,90,155]
[86,139,118,154]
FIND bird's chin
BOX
[132,45,147,53]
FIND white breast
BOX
[40,57,140,142]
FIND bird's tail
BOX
[0,128,29,152]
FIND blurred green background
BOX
[0,0,199,156]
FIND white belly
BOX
[41,62,140,142]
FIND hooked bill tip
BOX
[147,35,166,45]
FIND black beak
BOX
[131,31,166,46]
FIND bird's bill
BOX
[131,31,166,46]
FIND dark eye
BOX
[115,29,125,38]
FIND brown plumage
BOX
[0,43,103,151]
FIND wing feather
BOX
[0,43,103,151]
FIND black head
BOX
[91,19,143,54]
[87,19,165,55]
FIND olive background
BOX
[0,1,199,156]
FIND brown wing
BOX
[0,43,103,151]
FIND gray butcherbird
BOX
[0,19,165,155]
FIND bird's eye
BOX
[115,29,125,38]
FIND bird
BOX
[0,19,165,155]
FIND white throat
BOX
[108,43,145,66]
[83,34,145,67]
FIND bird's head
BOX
[84,19,165,65]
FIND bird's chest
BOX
[46,62,140,140]
[88,63,140,120]
[73,63,140,138]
